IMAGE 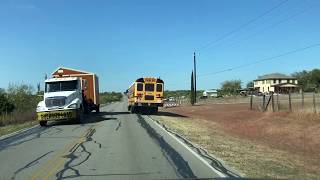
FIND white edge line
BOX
[0,124,39,141]
[145,116,227,178]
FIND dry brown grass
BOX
[0,111,36,126]
[151,110,320,179]
[0,111,37,137]
[0,121,37,137]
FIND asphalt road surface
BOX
[0,100,226,180]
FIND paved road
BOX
[0,100,225,180]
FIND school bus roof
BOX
[134,77,164,83]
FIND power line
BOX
[203,5,312,53]
[196,0,289,52]
[166,43,319,88]
[198,43,320,78]
[166,43,320,87]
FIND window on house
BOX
[273,79,276,84]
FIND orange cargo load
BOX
[52,67,100,106]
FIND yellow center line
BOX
[29,137,80,180]
[29,125,97,180]
[44,138,85,180]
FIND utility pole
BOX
[193,52,197,103]
[191,71,195,105]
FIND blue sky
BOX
[0,0,319,92]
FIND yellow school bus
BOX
[127,77,164,114]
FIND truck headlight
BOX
[67,103,77,109]
[37,105,44,112]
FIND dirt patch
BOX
[154,103,320,179]
[162,104,320,158]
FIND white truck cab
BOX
[36,77,84,126]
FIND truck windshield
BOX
[46,80,78,92]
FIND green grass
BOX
[0,120,38,137]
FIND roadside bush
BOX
[164,90,203,99]
[100,92,123,104]
[220,80,242,96]
[0,92,14,115]
[7,83,40,112]
[0,83,41,126]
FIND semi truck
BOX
[36,67,100,126]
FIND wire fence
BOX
[251,92,320,113]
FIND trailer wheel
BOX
[39,121,47,127]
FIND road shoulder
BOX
[141,115,233,178]
[0,121,38,140]
[151,114,320,179]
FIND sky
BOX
[0,0,319,92]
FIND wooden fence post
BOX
[301,90,304,110]
[313,90,316,114]
[250,94,253,110]
[277,93,280,111]
[272,93,275,112]
[262,95,266,112]
[289,91,292,112]
[264,95,272,112]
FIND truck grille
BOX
[145,95,154,100]
[45,97,66,107]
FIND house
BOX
[253,73,299,94]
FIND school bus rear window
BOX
[156,84,162,92]
[137,83,143,91]
[145,84,154,91]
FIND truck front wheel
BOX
[95,105,100,113]
[39,121,47,126]
[77,108,84,124]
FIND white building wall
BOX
[253,79,298,93]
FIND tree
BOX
[292,69,320,92]
[6,83,38,112]
[221,80,242,95]
[190,71,195,105]
[246,81,254,88]
[99,91,123,104]
[0,91,14,115]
